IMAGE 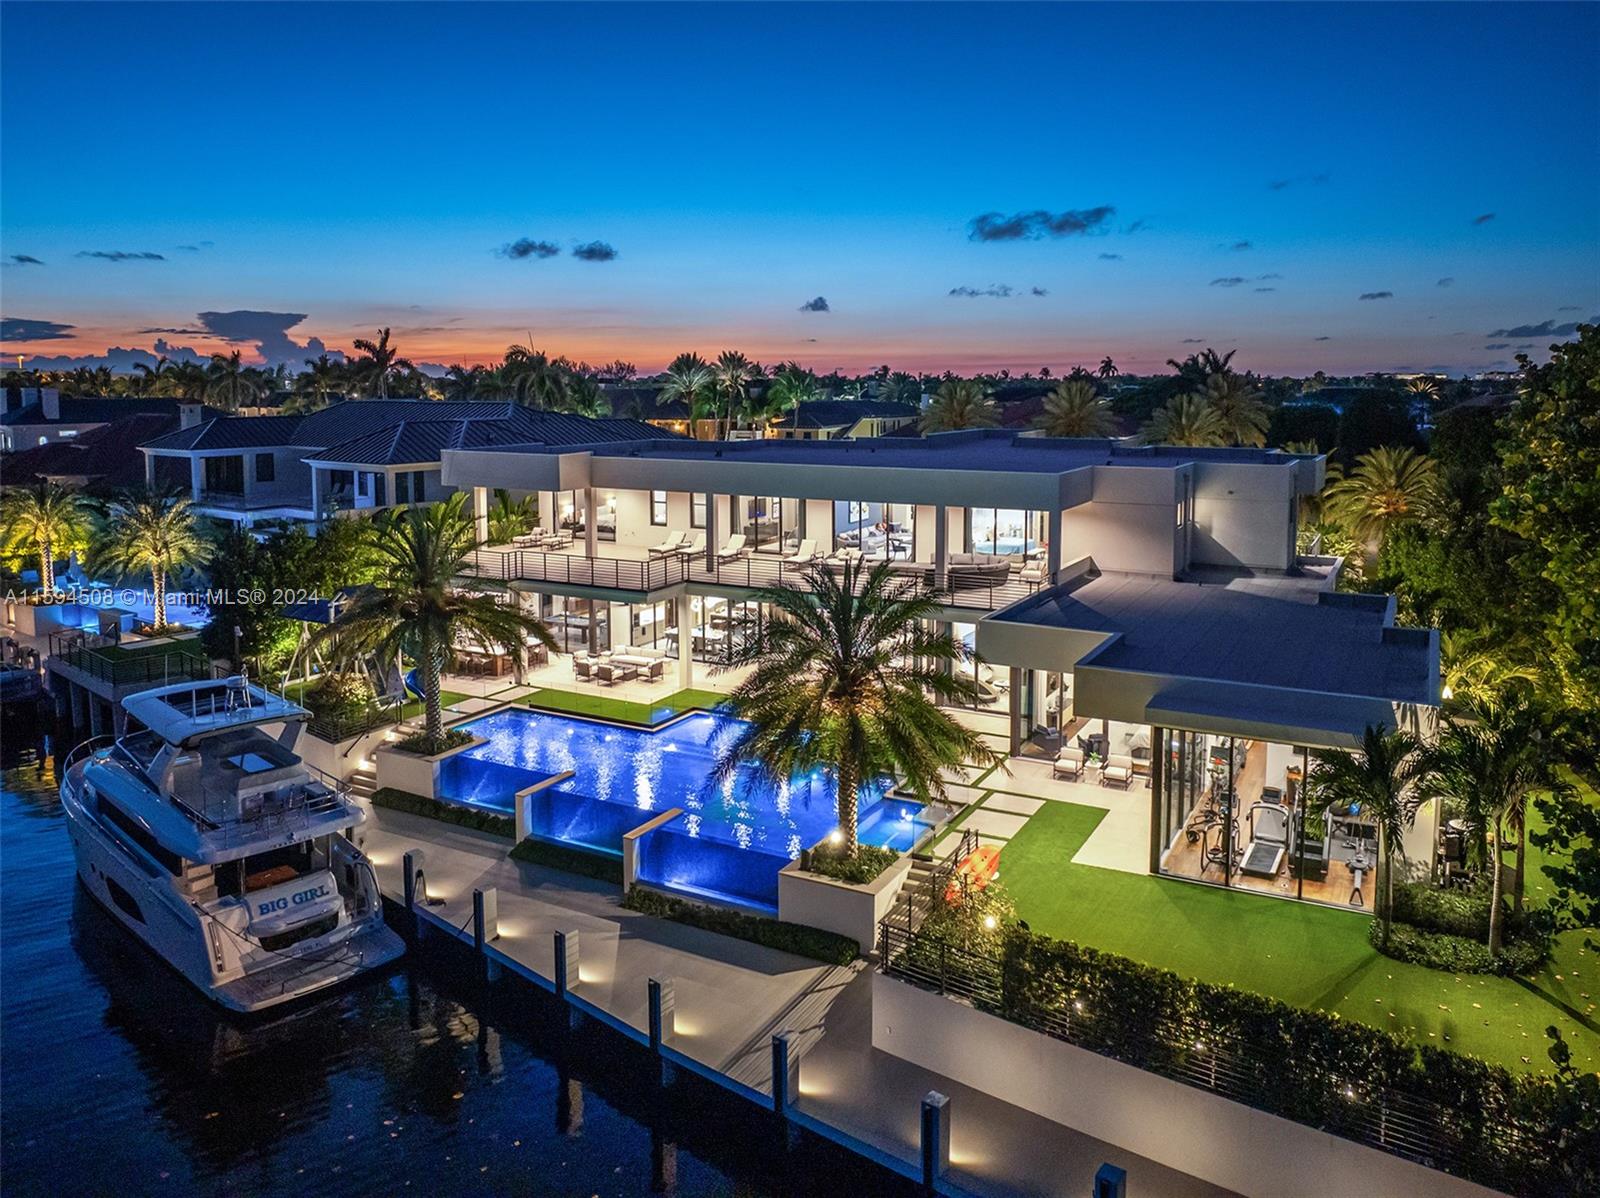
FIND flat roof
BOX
[992,569,1436,707]
[466,429,1314,476]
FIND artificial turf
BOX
[523,685,728,726]
[987,797,1597,1075]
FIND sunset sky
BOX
[2,1,1596,378]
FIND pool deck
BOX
[361,803,1229,1198]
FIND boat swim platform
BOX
[361,804,1227,1198]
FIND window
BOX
[255,453,275,483]
[651,490,669,526]
[691,494,707,529]
[394,472,410,504]
[99,799,183,874]
[412,470,426,502]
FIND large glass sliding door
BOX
[741,496,802,554]
[969,508,1041,556]
[832,501,914,558]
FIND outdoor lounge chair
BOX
[648,530,686,556]
[783,538,819,564]
[1053,746,1085,780]
[1019,561,1048,586]
[1101,754,1134,788]
[716,533,749,562]
[675,532,706,560]
[1239,802,1290,877]
[573,654,594,681]
[595,661,635,686]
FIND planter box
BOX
[374,735,485,800]
[777,853,912,953]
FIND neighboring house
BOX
[436,428,1439,913]
[766,399,921,440]
[0,389,215,452]
[137,398,671,527]
[2,412,186,490]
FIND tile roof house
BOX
[0,388,220,452]
[137,398,677,527]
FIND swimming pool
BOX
[437,707,938,910]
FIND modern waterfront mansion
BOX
[139,404,1439,912]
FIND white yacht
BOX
[61,676,404,1013]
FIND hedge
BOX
[622,887,859,966]
[889,922,1595,1196]
[805,843,898,885]
[369,787,514,838]
[509,836,624,884]
[1373,921,1550,976]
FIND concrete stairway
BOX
[347,766,377,801]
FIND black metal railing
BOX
[876,912,1551,1192]
[58,643,214,686]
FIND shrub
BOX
[1373,921,1550,976]
[304,671,374,723]
[369,787,513,838]
[508,836,623,884]
[392,727,473,755]
[622,887,858,966]
[805,843,898,885]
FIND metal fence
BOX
[58,643,214,687]
[876,873,1547,1191]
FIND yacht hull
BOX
[63,765,404,1014]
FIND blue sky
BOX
[2,1,1596,376]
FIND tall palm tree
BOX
[878,371,922,405]
[1201,372,1270,447]
[204,351,264,412]
[1306,726,1425,946]
[659,353,717,439]
[1,481,90,593]
[712,560,1001,854]
[1036,379,1116,437]
[765,367,822,432]
[1438,629,1537,716]
[351,328,413,399]
[163,360,210,401]
[1139,393,1226,446]
[312,494,556,748]
[98,491,212,631]
[1405,376,1440,405]
[714,350,761,437]
[1166,347,1236,385]
[1098,356,1119,379]
[1323,446,1439,549]
[921,378,998,433]
[1421,699,1565,953]
[487,488,538,544]
[564,373,610,418]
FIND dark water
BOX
[0,709,910,1198]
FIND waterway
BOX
[0,708,912,1197]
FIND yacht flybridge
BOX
[61,677,404,1013]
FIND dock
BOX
[362,804,1228,1198]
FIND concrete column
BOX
[1009,666,1024,755]
[472,485,490,545]
[934,504,949,590]
[1047,507,1063,578]
[705,494,719,570]
[88,696,105,737]
[189,457,203,503]
[69,682,87,729]
[675,594,693,688]
[583,487,598,559]
[310,467,322,527]
[540,491,557,532]
[143,453,156,487]
[610,602,633,648]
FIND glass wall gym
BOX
[1155,730,1374,908]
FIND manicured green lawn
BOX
[523,686,727,726]
[991,798,1597,1074]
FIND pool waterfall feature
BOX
[436,708,939,911]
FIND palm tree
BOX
[98,491,212,631]
[714,350,761,437]
[659,353,717,439]
[351,328,413,399]
[564,373,610,418]
[712,560,1001,854]
[163,360,210,401]
[1166,347,1236,385]
[1036,379,1116,437]
[204,351,264,412]
[921,379,998,433]
[878,371,922,405]
[487,488,538,544]
[504,344,569,409]
[766,366,822,432]
[1306,726,1425,946]
[1421,699,1565,953]
[1405,377,1440,405]
[1323,446,1439,549]
[1,482,90,593]
[312,494,556,748]
[132,356,170,396]
[1201,372,1270,447]
[1438,629,1537,716]
[1139,393,1226,446]
[295,353,346,409]
[1098,356,1119,379]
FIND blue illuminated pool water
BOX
[437,708,936,909]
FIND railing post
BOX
[554,928,581,1027]
[770,1031,798,1115]
[648,976,677,1086]
[472,887,500,983]
[1093,1163,1127,1198]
